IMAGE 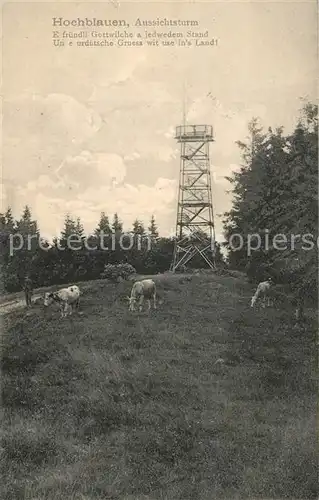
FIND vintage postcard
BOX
[1,0,317,498]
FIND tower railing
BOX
[175,125,214,142]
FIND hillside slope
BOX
[1,274,317,499]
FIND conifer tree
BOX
[112,213,123,233]
[148,214,159,239]
[132,219,145,236]
[95,212,111,236]
[223,102,318,308]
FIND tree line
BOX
[0,208,224,292]
[223,101,318,308]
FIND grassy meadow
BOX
[1,274,317,499]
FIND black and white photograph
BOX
[1,1,318,498]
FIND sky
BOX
[1,0,317,242]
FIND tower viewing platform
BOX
[175,124,214,142]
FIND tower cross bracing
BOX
[171,124,216,272]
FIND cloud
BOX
[86,78,179,162]
[12,174,178,239]
[163,126,176,139]
[3,93,102,184]
[58,151,127,189]
[187,94,267,152]
[89,79,174,115]
[13,151,130,218]
[24,175,65,192]
[79,177,177,226]
[124,152,141,162]
[87,52,147,102]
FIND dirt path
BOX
[0,295,42,315]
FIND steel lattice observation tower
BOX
[170,124,216,272]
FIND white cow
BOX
[127,279,156,312]
[44,285,80,318]
[250,278,273,308]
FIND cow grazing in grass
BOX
[127,279,156,312]
[250,278,273,308]
[44,285,80,318]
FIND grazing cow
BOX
[44,285,80,318]
[250,278,273,308]
[127,279,156,312]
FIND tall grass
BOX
[1,275,317,499]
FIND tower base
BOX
[170,233,216,272]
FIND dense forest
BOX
[223,102,318,308]
[0,102,317,300]
[0,208,224,292]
